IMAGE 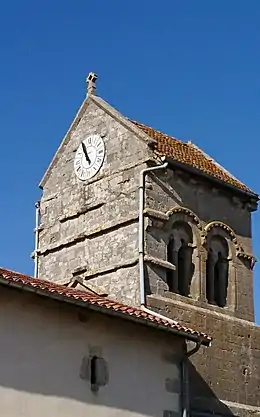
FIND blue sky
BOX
[0,1,259,321]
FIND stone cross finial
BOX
[86,72,98,96]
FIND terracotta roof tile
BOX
[0,267,211,345]
[131,120,256,195]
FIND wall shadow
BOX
[188,360,234,417]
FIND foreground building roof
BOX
[0,267,212,346]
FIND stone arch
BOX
[164,206,203,300]
[201,221,241,254]
[164,206,202,250]
[166,206,203,230]
[201,221,256,265]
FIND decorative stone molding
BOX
[144,255,176,271]
[237,251,257,270]
[201,221,240,251]
[143,208,168,221]
[145,206,203,231]
[201,220,257,269]
[166,206,203,230]
[59,202,104,223]
[72,264,88,276]
[83,257,139,279]
[37,216,139,255]
[237,251,254,261]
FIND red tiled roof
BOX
[0,267,211,345]
[131,120,256,195]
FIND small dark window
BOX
[89,355,109,392]
[90,356,98,387]
[206,236,229,307]
[167,222,194,297]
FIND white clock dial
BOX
[74,134,105,181]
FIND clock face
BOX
[74,134,105,181]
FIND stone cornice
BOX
[82,257,139,280]
[144,255,176,271]
[143,208,168,221]
[34,216,138,256]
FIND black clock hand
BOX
[81,142,91,164]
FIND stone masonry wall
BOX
[36,89,260,415]
[148,294,260,415]
[38,99,152,306]
[144,167,255,321]
[144,165,260,414]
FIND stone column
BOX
[178,240,192,297]
[166,238,179,293]
[206,248,215,304]
[215,252,228,307]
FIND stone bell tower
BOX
[35,74,260,416]
[34,73,158,305]
[135,128,260,415]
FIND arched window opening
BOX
[167,222,194,297]
[206,235,229,307]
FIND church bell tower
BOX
[34,74,260,416]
